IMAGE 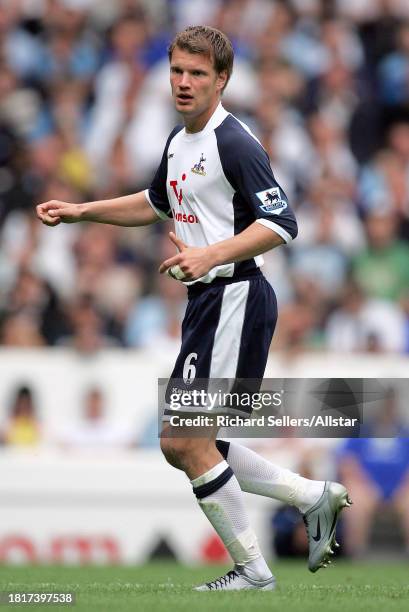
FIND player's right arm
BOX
[37,126,180,228]
[36,191,159,227]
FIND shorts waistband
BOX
[187,268,263,298]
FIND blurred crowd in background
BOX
[1,0,409,562]
[1,0,409,356]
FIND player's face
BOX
[170,47,227,130]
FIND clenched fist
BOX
[159,232,217,281]
[36,200,84,226]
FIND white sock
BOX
[217,441,325,514]
[191,460,272,580]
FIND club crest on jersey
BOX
[256,187,287,215]
[191,153,206,176]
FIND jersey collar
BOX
[182,102,229,141]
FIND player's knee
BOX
[160,436,185,468]
[160,436,197,470]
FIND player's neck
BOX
[184,99,221,134]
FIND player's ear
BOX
[216,70,228,93]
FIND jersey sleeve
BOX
[145,126,182,220]
[216,119,298,243]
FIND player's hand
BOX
[36,200,84,226]
[159,232,217,281]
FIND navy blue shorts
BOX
[163,272,277,418]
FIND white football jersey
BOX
[145,103,297,285]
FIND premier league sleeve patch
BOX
[255,187,288,215]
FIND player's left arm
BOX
[159,222,285,280]
[209,220,286,263]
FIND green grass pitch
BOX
[0,561,408,612]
